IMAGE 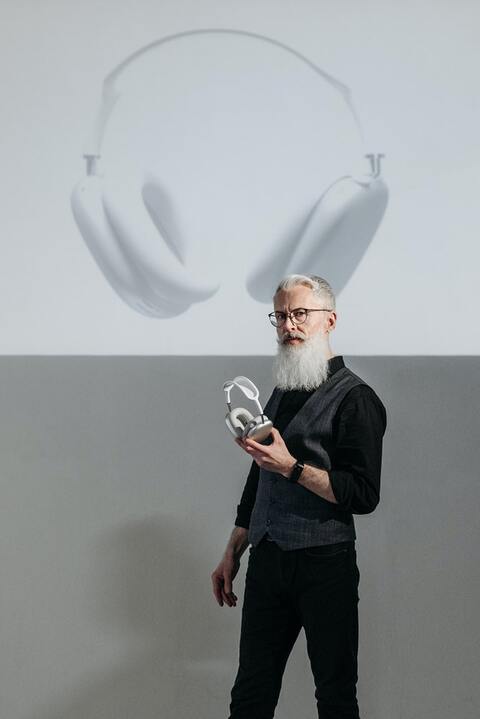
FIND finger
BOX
[269,428,282,442]
[244,443,267,458]
[249,453,268,463]
[212,576,224,606]
[221,588,237,607]
[224,573,238,605]
[244,437,266,451]
[245,449,264,463]
[235,438,250,452]
[213,576,237,607]
[222,589,237,607]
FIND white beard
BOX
[273,330,332,390]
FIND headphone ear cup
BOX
[71,174,221,317]
[225,408,255,437]
[285,175,388,292]
[142,176,187,265]
[245,417,274,442]
[102,181,220,309]
[71,175,171,316]
[246,174,388,300]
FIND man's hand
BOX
[211,552,240,607]
[235,428,296,478]
[211,527,249,608]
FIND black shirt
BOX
[235,355,387,527]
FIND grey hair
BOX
[273,274,336,311]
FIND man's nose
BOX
[284,314,296,331]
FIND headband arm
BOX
[223,377,264,415]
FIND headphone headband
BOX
[223,375,264,415]
[84,27,363,163]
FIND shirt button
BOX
[266,519,271,525]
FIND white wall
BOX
[1,0,479,354]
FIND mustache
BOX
[280,331,305,343]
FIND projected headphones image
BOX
[71,28,388,318]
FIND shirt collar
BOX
[327,354,345,377]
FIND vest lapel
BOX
[280,367,348,440]
[263,386,284,423]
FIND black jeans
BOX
[228,535,361,719]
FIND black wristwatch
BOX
[287,459,305,483]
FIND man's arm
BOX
[224,525,250,556]
[234,460,259,529]
[292,463,339,504]
[211,464,258,608]
[293,385,387,514]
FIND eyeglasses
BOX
[268,308,333,327]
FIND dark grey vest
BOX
[248,365,369,550]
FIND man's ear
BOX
[328,312,337,331]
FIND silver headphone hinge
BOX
[365,153,385,178]
[84,154,100,176]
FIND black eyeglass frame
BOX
[268,307,334,327]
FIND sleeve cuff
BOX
[329,469,354,512]
[234,503,251,529]
[329,469,379,515]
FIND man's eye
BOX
[293,311,306,319]
[276,313,286,320]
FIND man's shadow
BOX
[33,514,238,719]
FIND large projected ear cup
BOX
[246,174,388,302]
[71,175,220,317]
[226,407,255,437]
[71,175,178,317]
[142,177,187,265]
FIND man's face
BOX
[273,286,335,345]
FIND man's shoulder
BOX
[340,366,385,402]
[336,380,387,429]
[341,382,384,405]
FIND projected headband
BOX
[223,376,273,442]
[71,28,388,317]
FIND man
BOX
[211,274,387,719]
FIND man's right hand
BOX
[211,552,241,607]
[211,526,249,607]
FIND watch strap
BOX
[288,459,305,483]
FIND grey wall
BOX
[0,356,479,719]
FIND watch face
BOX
[293,461,305,482]
[289,462,302,482]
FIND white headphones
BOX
[71,28,388,316]
[223,376,273,442]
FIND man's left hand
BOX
[235,428,296,478]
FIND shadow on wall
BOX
[2,356,479,719]
[34,514,234,719]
